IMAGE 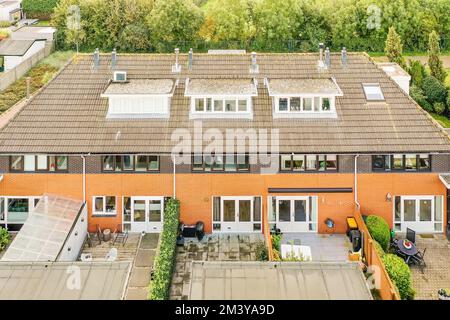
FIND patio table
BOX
[396,240,418,263]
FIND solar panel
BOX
[1,194,84,262]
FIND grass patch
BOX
[430,113,450,128]
[34,20,52,27]
[0,51,74,113]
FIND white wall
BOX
[57,203,88,262]
[3,40,45,71]
[0,3,21,22]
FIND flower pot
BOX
[438,294,450,300]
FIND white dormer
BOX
[265,78,343,119]
[101,79,176,118]
[185,78,258,119]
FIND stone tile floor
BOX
[410,234,450,300]
[170,233,264,300]
[282,233,351,261]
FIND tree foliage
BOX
[22,0,60,20]
[385,26,406,68]
[428,30,447,84]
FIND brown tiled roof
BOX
[0,52,449,154]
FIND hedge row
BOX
[148,198,180,300]
[366,215,391,251]
[22,0,60,20]
[382,254,415,300]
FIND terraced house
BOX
[0,48,449,238]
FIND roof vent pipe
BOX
[250,51,259,73]
[341,47,347,66]
[93,48,100,68]
[325,47,331,68]
[188,48,193,70]
[111,48,117,68]
[172,48,181,73]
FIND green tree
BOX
[200,0,254,43]
[253,0,303,49]
[385,26,406,69]
[118,24,151,52]
[408,60,427,87]
[147,0,203,51]
[428,30,447,84]
[65,25,85,52]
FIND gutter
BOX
[80,155,87,202]
[354,155,360,209]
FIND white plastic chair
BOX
[105,248,118,262]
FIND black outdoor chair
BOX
[411,248,427,273]
[406,228,416,244]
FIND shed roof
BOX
[0,39,35,56]
[189,261,372,300]
[103,79,175,95]
[0,261,130,300]
[185,78,257,96]
[267,78,342,96]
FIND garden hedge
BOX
[22,0,60,20]
[366,215,390,251]
[382,254,415,300]
[422,76,447,104]
[148,198,180,300]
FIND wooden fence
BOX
[353,206,400,300]
[0,41,53,91]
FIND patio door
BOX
[212,196,262,233]
[130,197,163,233]
[269,196,318,233]
[395,196,442,233]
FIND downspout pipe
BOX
[354,155,360,209]
[172,155,176,199]
[80,155,86,203]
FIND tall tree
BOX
[147,0,204,51]
[199,0,254,43]
[428,30,447,84]
[385,26,406,69]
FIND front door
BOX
[130,197,163,233]
[397,196,437,233]
[271,196,318,233]
[220,197,255,233]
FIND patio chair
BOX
[406,228,416,244]
[411,248,427,273]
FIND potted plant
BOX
[438,288,450,300]
[0,29,10,40]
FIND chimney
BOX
[249,52,259,74]
[317,43,326,69]
[341,47,347,66]
[188,48,193,70]
[325,47,331,68]
[172,48,181,73]
[93,48,100,68]
[111,48,117,69]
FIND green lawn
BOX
[430,113,450,128]
[34,20,51,27]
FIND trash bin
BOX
[346,217,358,239]
[196,221,205,241]
[349,229,361,252]
[447,224,450,241]
[103,229,111,242]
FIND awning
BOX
[189,261,372,300]
[1,194,84,262]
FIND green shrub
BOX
[0,21,11,28]
[366,215,390,251]
[433,102,446,115]
[255,241,268,261]
[422,76,447,104]
[410,85,433,112]
[148,198,180,300]
[447,91,450,109]
[0,227,10,251]
[271,233,282,252]
[373,240,385,258]
[22,0,60,20]
[0,28,10,38]
[382,254,415,300]
[408,60,427,87]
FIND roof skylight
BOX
[363,83,384,101]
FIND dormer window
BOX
[363,83,384,101]
[101,79,175,118]
[186,79,257,119]
[113,71,127,82]
[266,78,342,118]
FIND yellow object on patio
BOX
[346,217,358,230]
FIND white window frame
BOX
[268,196,318,232]
[0,196,41,227]
[393,195,443,233]
[274,95,336,115]
[92,196,117,216]
[362,83,384,101]
[192,96,252,114]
